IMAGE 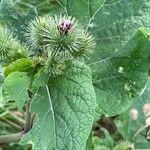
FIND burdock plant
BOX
[27,15,95,60]
[0,14,96,149]
[0,1,150,150]
[0,27,27,63]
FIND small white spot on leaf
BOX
[118,66,124,73]
[103,12,110,15]
[88,22,97,28]
[114,49,118,52]
[124,83,130,92]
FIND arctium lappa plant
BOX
[0,27,27,64]
[0,15,96,150]
[1,0,150,149]
[27,15,95,60]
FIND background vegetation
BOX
[0,0,150,150]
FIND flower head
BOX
[26,16,50,51]
[0,27,27,62]
[27,15,95,60]
[58,18,73,34]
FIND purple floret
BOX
[58,19,73,34]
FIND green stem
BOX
[0,100,33,144]
[133,124,149,138]
[0,132,23,144]
[7,112,25,126]
[0,111,9,117]
[23,101,32,133]
[0,116,22,130]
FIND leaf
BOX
[86,0,150,59]
[86,1,150,116]
[92,136,110,150]
[0,0,37,41]
[31,69,49,92]
[86,132,92,150]
[4,58,34,77]
[20,60,96,150]
[135,141,150,149]
[91,30,150,117]
[3,72,30,110]
[16,0,64,16]
[20,86,56,150]
[56,0,150,116]
[66,0,105,26]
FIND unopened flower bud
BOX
[143,103,150,117]
[130,108,138,120]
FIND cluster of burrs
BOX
[27,15,95,60]
[0,27,27,63]
[25,15,95,76]
[0,15,95,76]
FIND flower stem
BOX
[0,100,33,144]
[133,124,149,138]
[0,116,22,130]
[23,100,32,133]
[0,132,23,144]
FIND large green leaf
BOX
[91,30,150,117]
[20,60,96,150]
[4,58,34,77]
[66,0,105,27]
[3,71,30,110]
[0,0,37,41]
[86,1,150,116]
[16,0,64,16]
[54,0,150,116]
[20,86,56,150]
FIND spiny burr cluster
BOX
[27,15,95,60]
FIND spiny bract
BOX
[27,15,95,60]
[0,27,27,63]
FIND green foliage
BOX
[16,0,64,16]
[3,72,31,110]
[27,15,95,60]
[4,58,34,77]
[115,79,150,149]
[91,129,132,150]
[0,0,150,149]
[32,0,150,117]
[87,0,150,117]
[93,29,150,117]
[20,60,96,150]
[65,0,150,117]
[20,86,56,150]
[0,27,27,63]
[0,0,37,41]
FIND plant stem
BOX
[23,101,32,133]
[7,112,25,126]
[0,111,9,117]
[0,100,34,144]
[0,116,22,130]
[0,132,23,144]
[133,124,149,138]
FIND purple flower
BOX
[58,19,73,34]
